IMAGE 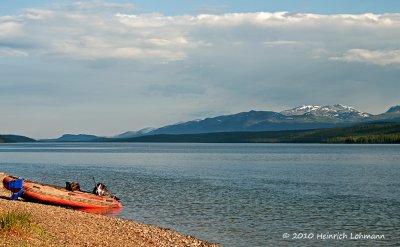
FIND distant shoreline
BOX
[2,122,400,144]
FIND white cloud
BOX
[23,9,55,20]
[1,2,400,137]
[0,48,28,57]
[1,4,400,62]
[52,2,135,13]
[263,40,300,46]
[0,21,22,38]
[332,49,400,65]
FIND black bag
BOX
[66,182,81,191]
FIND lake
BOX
[0,143,399,246]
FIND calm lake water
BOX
[0,143,399,246]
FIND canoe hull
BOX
[3,176,122,209]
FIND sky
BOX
[1,1,400,138]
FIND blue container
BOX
[8,178,25,200]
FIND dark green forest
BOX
[2,122,400,144]
[113,122,400,144]
[0,135,36,143]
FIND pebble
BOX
[0,173,219,247]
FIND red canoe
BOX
[3,175,122,209]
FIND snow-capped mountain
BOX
[280,104,371,120]
[114,104,399,138]
[386,105,400,114]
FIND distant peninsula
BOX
[0,135,36,143]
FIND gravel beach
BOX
[0,173,219,246]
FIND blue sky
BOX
[120,0,400,14]
[1,1,400,138]
[2,0,400,15]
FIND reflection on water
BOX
[0,143,399,246]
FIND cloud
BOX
[51,1,135,14]
[0,20,22,38]
[263,40,300,46]
[0,47,28,57]
[331,49,400,65]
[1,2,400,137]
[1,5,399,63]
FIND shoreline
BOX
[0,173,219,246]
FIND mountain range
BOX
[40,134,100,142]
[109,122,400,144]
[112,104,400,139]
[1,104,400,142]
